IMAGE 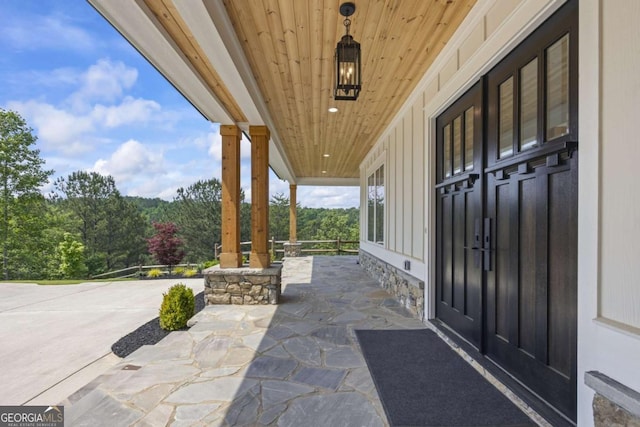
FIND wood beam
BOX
[249,125,270,268]
[219,125,243,268]
[289,184,297,243]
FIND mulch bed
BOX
[111,290,206,358]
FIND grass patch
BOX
[6,278,134,285]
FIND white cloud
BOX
[70,59,138,107]
[298,186,360,208]
[92,96,160,128]
[7,100,94,153]
[21,67,81,88]
[206,132,223,161]
[4,59,167,154]
[92,139,164,182]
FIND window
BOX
[439,106,476,180]
[488,28,576,165]
[367,165,384,244]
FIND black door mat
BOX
[355,329,537,427]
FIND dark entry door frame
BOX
[434,0,578,422]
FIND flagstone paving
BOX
[64,256,430,426]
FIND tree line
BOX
[0,109,359,280]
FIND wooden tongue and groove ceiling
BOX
[143,0,476,181]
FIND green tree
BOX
[269,193,290,241]
[0,109,53,279]
[6,194,65,279]
[240,202,252,243]
[311,209,360,251]
[172,178,228,262]
[54,233,88,279]
[53,171,146,274]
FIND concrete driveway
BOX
[0,278,202,406]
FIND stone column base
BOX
[283,242,302,257]
[204,264,282,305]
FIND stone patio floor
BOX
[63,256,539,426]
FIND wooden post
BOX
[249,125,270,268]
[219,125,243,268]
[289,184,297,243]
[337,237,341,254]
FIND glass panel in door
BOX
[520,59,538,150]
[546,34,569,140]
[499,77,514,158]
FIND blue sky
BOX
[0,1,359,208]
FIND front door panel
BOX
[435,82,483,349]
[434,0,578,421]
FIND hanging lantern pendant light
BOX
[334,2,361,101]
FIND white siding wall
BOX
[599,1,640,330]
[360,98,427,279]
[578,1,640,426]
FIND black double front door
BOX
[435,0,578,421]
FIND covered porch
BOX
[64,256,544,426]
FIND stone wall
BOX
[359,251,424,320]
[283,242,302,257]
[204,264,282,305]
[586,371,640,427]
[593,394,640,427]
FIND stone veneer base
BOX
[203,264,282,305]
[359,251,424,320]
[586,371,640,427]
[283,242,302,257]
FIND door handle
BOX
[463,218,492,271]
[483,218,492,271]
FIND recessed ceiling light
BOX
[323,153,330,158]
[328,107,338,113]
[322,170,327,174]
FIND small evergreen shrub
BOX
[147,268,163,278]
[159,283,195,331]
[182,268,198,278]
[173,266,185,275]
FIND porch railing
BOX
[214,238,359,260]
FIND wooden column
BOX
[249,125,270,268]
[219,125,242,268]
[289,184,297,243]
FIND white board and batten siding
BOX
[579,1,640,426]
[360,94,426,278]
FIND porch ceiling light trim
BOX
[334,2,361,101]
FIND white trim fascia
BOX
[365,151,386,178]
[173,0,262,124]
[88,0,234,124]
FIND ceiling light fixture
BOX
[328,107,339,113]
[323,154,331,158]
[334,2,361,101]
